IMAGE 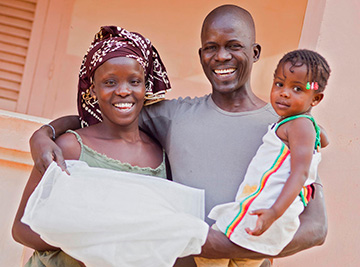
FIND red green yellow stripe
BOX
[225,144,290,238]
[306,185,313,202]
[300,184,313,207]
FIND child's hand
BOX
[245,208,277,236]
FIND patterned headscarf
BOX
[78,26,171,126]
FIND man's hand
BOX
[29,126,67,175]
[29,116,81,174]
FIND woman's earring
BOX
[89,83,98,104]
[92,94,98,104]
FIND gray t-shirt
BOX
[139,94,278,225]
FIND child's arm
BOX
[200,184,326,259]
[278,181,327,257]
[246,117,317,236]
[12,132,80,250]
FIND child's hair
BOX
[276,49,331,92]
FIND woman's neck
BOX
[87,122,143,143]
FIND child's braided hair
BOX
[276,49,331,92]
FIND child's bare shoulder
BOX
[286,117,317,149]
[277,117,316,146]
[288,116,316,132]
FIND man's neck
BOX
[211,89,267,112]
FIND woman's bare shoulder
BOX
[55,131,81,160]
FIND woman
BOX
[12,26,208,267]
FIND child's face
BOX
[270,62,323,118]
[91,57,145,128]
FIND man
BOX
[30,5,327,266]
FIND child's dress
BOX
[208,115,321,256]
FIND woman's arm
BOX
[12,132,81,250]
[12,167,60,251]
[30,115,81,174]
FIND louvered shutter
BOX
[0,0,36,111]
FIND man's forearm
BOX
[199,228,266,259]
[30,115,81,173]
[200,183,327,260]
[49,115,81,138]
[276,183,327,257]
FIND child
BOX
[196,49,331,266]
[12,26,208,267]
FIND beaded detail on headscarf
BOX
[78,26,171,127]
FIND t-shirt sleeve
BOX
[139,99,180,148]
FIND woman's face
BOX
[91,57,145,128]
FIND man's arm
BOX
[318,124,329,148]
[277,182,327,257]
[199,227,267,259]
[199,183,327,259]
[30,115,80,174]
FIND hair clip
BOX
[306,82,319,90]
[313,82,319,90]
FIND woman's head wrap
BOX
[78,26,171,126]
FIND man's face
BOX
[199,15,258,95]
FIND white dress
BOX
[209,116,321,255]
[22,160,209,267]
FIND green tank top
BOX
[275,114,321,149]
[67,130,167,179]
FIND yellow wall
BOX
[0,1,309,264]
[276,0,360,265]
[43,0,308,118]
[2,0,360,266]
[0,110,48,266]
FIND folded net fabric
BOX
[22,161,208,267]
